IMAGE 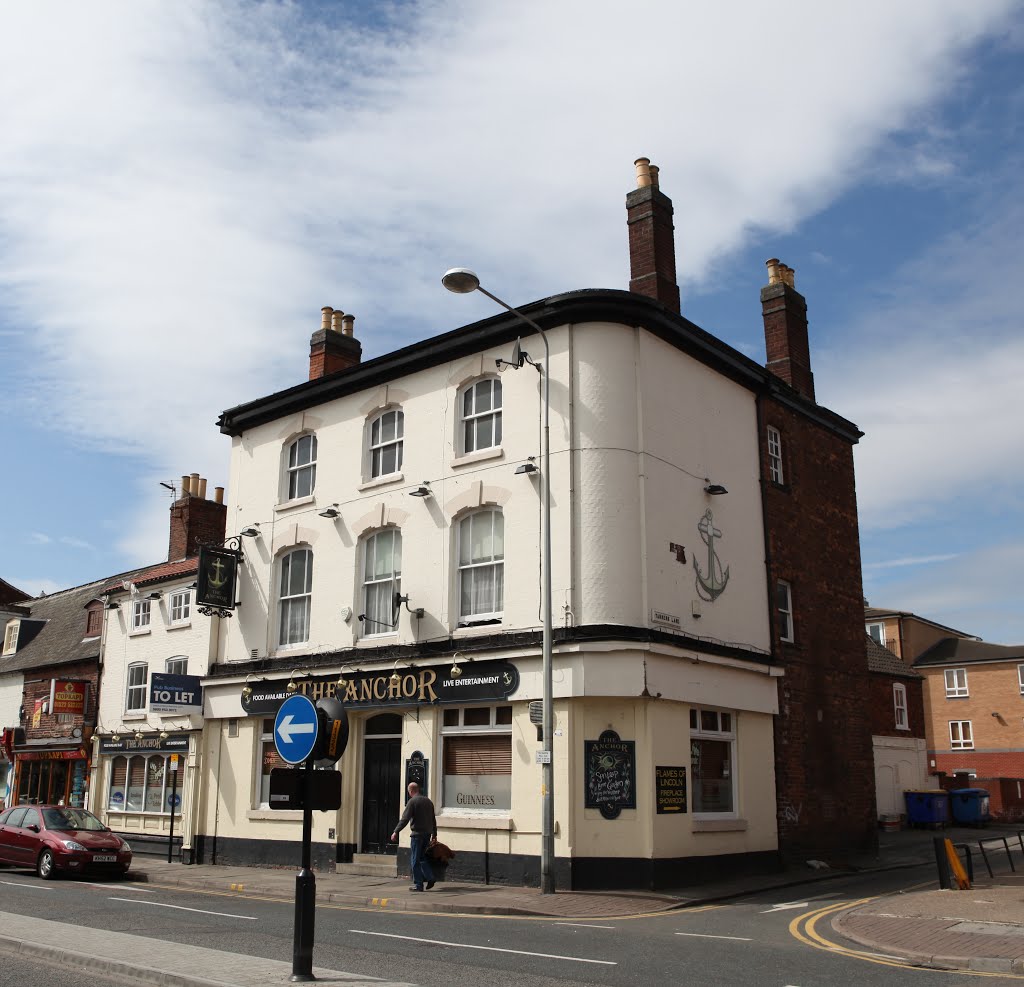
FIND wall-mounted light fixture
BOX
[336,665,354,692]
[110,731,121,743]
[393,592,425,620]
[515,461,538,476]
[389,660,402,684]
[409,482,432,499]
[703,483,728,496]
[240,525,261,538]
[159,731,169,740]
[146,591,162,601]
[241,673,257,700]
[286,670,301,693]
[134,730,145,741]
[319,504,341,519]
[106,601,121,611]
[450,652,465,678]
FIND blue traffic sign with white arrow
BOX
[274,694,320,764]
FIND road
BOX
[0,862,1016,986]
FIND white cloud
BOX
[10,578,64,599]
[0,0,1017,570]
[864,554,960,570]
[26,532,52,545]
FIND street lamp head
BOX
[441,268,481,294]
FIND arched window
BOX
[369,410,404,478]
[287,434,317,500]
[126,662,148,712]
[362,529,401,634]
[458,509,504,622]
[279,548,313,646]
[461,378,502,454]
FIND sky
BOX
[1,1,1021,643]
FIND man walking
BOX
[391,781,437,891]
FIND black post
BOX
[167,765,178,864]
[933,836,951,889]
[291,758,316,982]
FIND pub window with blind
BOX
[106,754,178,815]
[441,705,512,811]
[259,718,285,807]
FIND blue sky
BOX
[1,1,1021,643]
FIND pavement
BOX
[3,822,1024,984]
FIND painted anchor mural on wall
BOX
[694,509,730,601]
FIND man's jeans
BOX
[409,833,435,889]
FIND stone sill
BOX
[247,809,303,822]
[692,817,748,833]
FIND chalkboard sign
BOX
[584,729,636,819]
[655,765,688,814]
[405,750,429,801]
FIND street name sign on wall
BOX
[274,694,319,765]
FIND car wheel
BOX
[37,849,56,880]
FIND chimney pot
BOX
[180,475,190,498]
[198,477,208,500]
[649,165,660,188]
[331,310,344,332]
[341,313,355,337]
[766,258,782,284]
[190,473,200,496]
[634,157,652,188]
[214,486,224,505]
[321,306,333,331]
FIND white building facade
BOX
[196,289,785,890]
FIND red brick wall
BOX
[21,659,99,740]
[868,673,925,739]
[762,396,877,857]
[168,495,227,562]
[626,185,681,312]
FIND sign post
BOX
[167,754,179,863]
[272,693,348,983]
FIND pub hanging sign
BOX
[240,659,520,716]
[196,547,238,611]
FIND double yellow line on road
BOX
[789,898,1024,979]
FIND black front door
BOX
[361,738,401,854]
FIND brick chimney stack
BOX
[626,157,680,313]
[761,258,815,401]
[168,474,227,561]
[309,306,362,380]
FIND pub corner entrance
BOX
[360,713,402,855]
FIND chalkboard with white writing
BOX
[584,729,636,819]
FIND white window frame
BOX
[461,378,502,455]
[457,509,504,623]
[1018,664,1024,696]
[950,720,973,750]
[278,548,313,647]
[777,580,794,643]
[168,589,191,626]
[2,620,18,655]
[369,409,404,479]
[258,718,282,808]
[945,668,968,698]
[286,433,317,501]
[893,683,908,730]
[126,662,148,712]
[361,529,401,637]
[165,656,188,676]
[131,599,151,633]
[690,706,737,817]
[440,704,513,812]
[867,621,886,646]
[767,425,784,484]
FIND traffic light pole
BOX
[291,757,316,982]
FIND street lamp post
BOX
[442,268,555,894]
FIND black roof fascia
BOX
[218,289,862,444]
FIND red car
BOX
[0,804,132,879]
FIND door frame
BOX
[359,726,402,854]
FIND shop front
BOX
[13,740,91,808]
[197,647,782,889]
[91,731,198,860]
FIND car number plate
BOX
[93,854,116,862]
